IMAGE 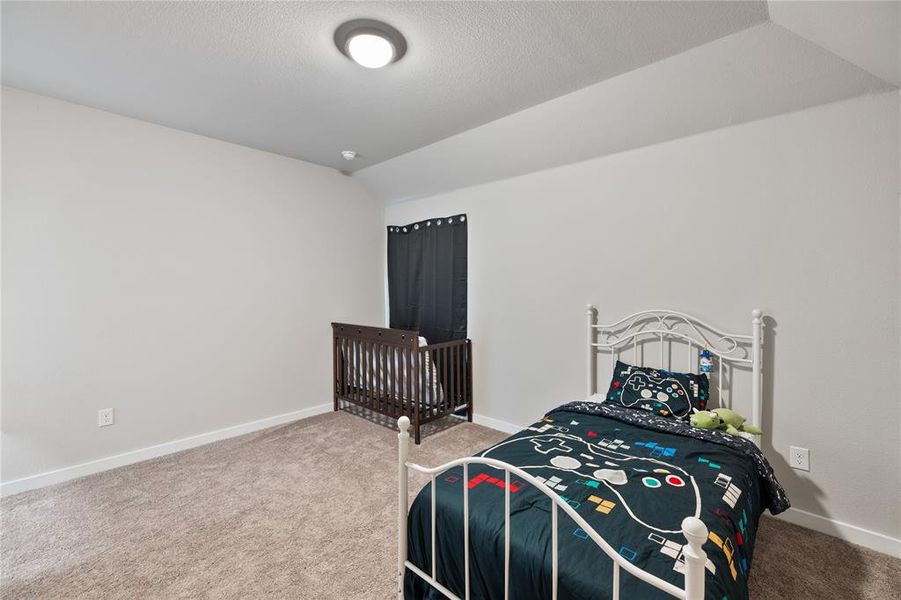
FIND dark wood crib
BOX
[332,323,472,444]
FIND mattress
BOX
[405,402,789,600]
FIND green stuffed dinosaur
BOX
[690,408,762,436]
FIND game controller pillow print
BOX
[604,360,709,419]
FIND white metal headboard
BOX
[586,306,763,434]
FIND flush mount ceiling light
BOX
[335,19,406,69]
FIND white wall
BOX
[1,88,384,484]
[386,91,901,549]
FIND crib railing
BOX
[332,323,472,444]
[397,416,709,600]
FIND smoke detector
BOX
[341,150,357,161]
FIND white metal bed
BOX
[397,307,765,600]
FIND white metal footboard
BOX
[397,416,708,600]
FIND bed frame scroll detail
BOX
[587,306,764,445]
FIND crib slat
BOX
[395,345,401,417]
[422,350,432,412]
[457,343,463,408]
[398,345,404,417]
[370,342,376,411]
[446,345,452,411]
[357,340,366,406]
[400,348,413,417]
[457,343,462,408]
[418,348,424,418]
[385,343,391,415]
[451,344,457,409]
[398,345,404,415]
[332,334,338,410]
[433,347,440,416]
[432,347,438,415]
[345,338,350,399]
[373,342,381,413]
[359,340,364,409]
[407,347,414,418]
[386,344,393,416]
[369,341,375,411]
[435,347,441,415]
[462,343,468,413]
[363,340,370,410]
[381,343,386,412]
[407,347,414,416]
[351,340,358,406]
[375,342,381,412]
[446,346,452,413]
[445,346,450,414]
[333,337,339,403]
[367,342,374,411]
[440,346,446,415]
[344,339,350,398]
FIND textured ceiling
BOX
[1,1,769,171]
[355,21,895,203]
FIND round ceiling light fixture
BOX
[335,19,407,69]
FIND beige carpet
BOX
[2,410,898,599]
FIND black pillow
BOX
[604,360,709,419]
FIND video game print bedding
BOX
[604,361,709,419]
[405,402,789,600]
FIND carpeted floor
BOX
[2,410,898,599]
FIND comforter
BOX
[405,402,789,600]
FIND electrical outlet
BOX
[789,446,809,471]
[98,408,114,427]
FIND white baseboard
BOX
[7,407,899,558]
[0,403,333,497]
[473,414,900,558]
[471,413,521,434]
[775,507,900,558]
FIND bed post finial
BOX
[397,417,410,599]
[681,516,708,600]
[586,305,597,398]
[751,309,763,443]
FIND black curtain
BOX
[387,214,467,343]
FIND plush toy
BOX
[689,410,722,430]
[690,408,762,436]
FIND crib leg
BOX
[414,420,422,445]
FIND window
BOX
[386,215,467,343]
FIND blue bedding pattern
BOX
[405,404,788,600]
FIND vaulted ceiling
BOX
[3,1,898,202]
